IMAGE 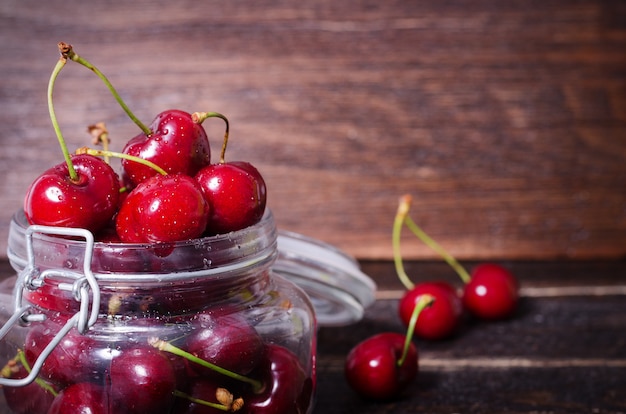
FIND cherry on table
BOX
[344,294,432,401]
[394,194,520,323]
[463,262,519,320]
[344,332,418,401]
[398,281,462,340]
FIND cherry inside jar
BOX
[1,209,317,414]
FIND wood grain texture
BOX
[0,0,625,260]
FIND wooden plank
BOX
[315,292,626,413]
[315,362,626,413]
[0,1,625,260]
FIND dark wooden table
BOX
[315,260,626,414]
[0,259,624,413]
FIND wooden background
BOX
[0,0,625,261]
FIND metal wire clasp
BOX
[0,224,100,387]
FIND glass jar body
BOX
[0,210,316,414]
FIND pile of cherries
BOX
[0,43,319,414]
[3,309,313,414]
[23,43,267,245]
[344,194,519,401]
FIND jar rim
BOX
[7,209,377,326]
[7,209,277,281]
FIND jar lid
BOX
[274,230,377,327]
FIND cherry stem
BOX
[48,56,78,181]
[58,42,151,135]
[192,112,230,163]
[404,214,471,284]
[172,390,233,412]
[76,147,168,176]
[397,294,434,367]
[393,194,416,290]
[149,337,264,394]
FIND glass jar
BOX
[0,209,375,414]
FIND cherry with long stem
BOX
[194,111,267,234]
[344,294,434,400]
[148,337,264,393]
[25,53,121,232]
[393,195,465,339]
[394,194,470,289]
[47,53,76,181]
[396,194,519,321]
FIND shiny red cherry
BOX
[122,109,211,186]
[23,154,120,233]
[115,173,210,243]
[463,263,519,320]
[195,161,267,235]
[398,281,463,340]
[185,312,266,378]
[47,382,109,414]
[109,346,178,413]
[344,332,418,401]
[243,344,312,414]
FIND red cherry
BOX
[195,161,267,234]
[47,382,109,414]
[243,344,312,414]
[344,332,418,401]
[109,346,178,413]
[115,173,210,243]
[122,109,211,186]
[184,312,266,378]
[23,154,120,233]
[463,263,519,320]
[398,281,463,340]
